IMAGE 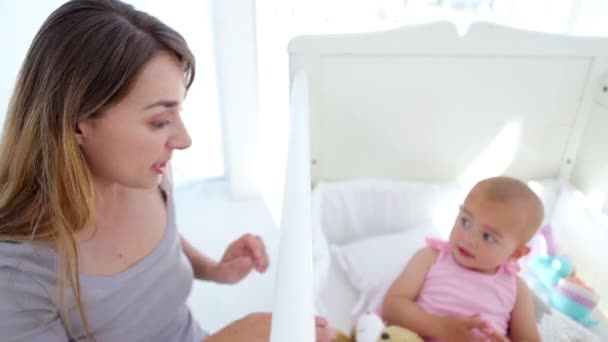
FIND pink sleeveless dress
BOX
[415,238,519,341]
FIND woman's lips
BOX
[153,161,168,174]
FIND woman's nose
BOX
[168,116,192,150]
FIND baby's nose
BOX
[462,232,479,249]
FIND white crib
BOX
[271,21,608,341]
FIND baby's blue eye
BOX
[460,216,472,229]
[483,232,497,243]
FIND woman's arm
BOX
[180,235,220,281]
[203,313,335,342]
[180,233,269,284]
[203,313,271,342]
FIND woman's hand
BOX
[208,233,270,284]
[205,313,336,342]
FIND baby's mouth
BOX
[457,247,474,258]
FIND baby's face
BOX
[448,191,528,273]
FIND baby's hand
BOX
[474,322,510,342]
[476,322,511,342]
[480,327,510,342]
[438,314,487,342]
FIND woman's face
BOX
[76,52,191,189]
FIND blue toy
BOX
[529,255,573,289]
[528,255,599,327]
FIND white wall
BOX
[128,0,226,184]
[0,1,67,125]
[571,100,608,213]
[564,75,608,315]
[211,0,260,199]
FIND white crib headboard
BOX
[288,21,608,184]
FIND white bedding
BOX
[315,250,358,333]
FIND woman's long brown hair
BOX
[0,0,195,339]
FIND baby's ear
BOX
[510,245,530,260]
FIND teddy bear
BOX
[333,312,424,342]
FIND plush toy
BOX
[521,225,555,268]
[528,255,600,326]
[529,255,573,289]
[551,275,600,327]
[333,312,424,342]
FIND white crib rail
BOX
[270,71,315,342]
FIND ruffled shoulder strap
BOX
[501,260,521,275]
[426,237,450,252]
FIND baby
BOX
[382,177,543,342]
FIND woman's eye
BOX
[460,217,471,228]
[483,232,497,243]
[151,120,171,129]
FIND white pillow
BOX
[313,180,463,245]
[331,224,441,318]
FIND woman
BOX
[0,0,332,341]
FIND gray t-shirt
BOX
[0,176,207,342]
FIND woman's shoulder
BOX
[0,242,61,338]
[0,241,58,286]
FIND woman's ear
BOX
[510,245,531,260]
[74,120,90,145]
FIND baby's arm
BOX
[383,247,479,341]
[382,247,437,335]
[506,277,541,342]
